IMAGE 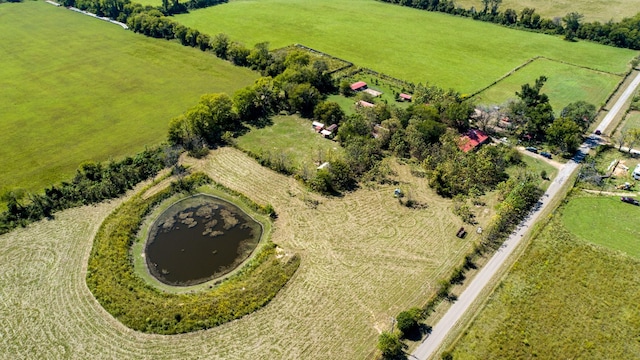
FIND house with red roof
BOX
[459,129,489,152]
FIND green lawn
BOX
[175,0,636,95]
[454,0,640,22]
[0,2,257,195]
[562,195,640,258]
[451,216,640,359]
[507,155,558,190]
[473,58,622,112]
[235,115,343,169]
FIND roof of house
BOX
[350,81,367,91]
[459,129,489,152]
[399,93,412,100]
[356,100,375,108]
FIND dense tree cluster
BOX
[422,132,521,197]
[379,0,640,50]
[0,147,168,234]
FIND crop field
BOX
[175,0,636,96]
[0,147,487,359]
[0,2,257,195]
[235,115,343,170]
[450,215,640,359]
[473,58,622,112]
[562,195,640,258]
[455,0,640,22]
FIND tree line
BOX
[0,147,170,234]
[378,0,640,50]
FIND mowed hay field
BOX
[0,2,257,194]
[175,0,636,94]
[1,147,480,359]
[473,58,622,111]
[450,215,640,359]
[454,0,640,22]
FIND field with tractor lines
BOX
[1,148,484,359]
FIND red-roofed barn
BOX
[350,81,367,91]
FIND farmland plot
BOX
[1,148,482,359]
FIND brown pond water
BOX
[145,195,262,286]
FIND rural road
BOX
[412,70,640,360]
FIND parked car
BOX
[525,146,538,153]
[594,129,602,135]
[540,151,552,159]
[621,196,640,206]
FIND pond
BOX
[145,195,262,286]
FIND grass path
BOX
[1,148,483,359]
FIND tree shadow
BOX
[403,324,433,342]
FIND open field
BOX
[473,58,622,112]
[235,115,343,170]
[175,0,636,96]
[454,0,640,22]
[450,215,640,359]
[1,147,487,359]
[620,111,640,134]
[562,195,640,258]
[0,2,257,195]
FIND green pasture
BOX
[562,195,640,258]
[235,115,343,169]
[451,217,640,358]
[0,2,256,195]
[175,0,636,95]
[621,111,640,134]
[455,0,640,22]
[473,58,622,112]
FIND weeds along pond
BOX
[145,194,263,286]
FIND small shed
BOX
[350,81,368,91]
[312,121,324,132]
[326,124,338,132]
[356,100,375,108]
[317,162,330,170]
[320,129,332,137]
[399,93,412,101]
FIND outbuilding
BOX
[633,164,640,180]
[459,129,489,152]
[399,93,412,102]
[350,81,368,91]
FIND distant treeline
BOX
[0,147,169,234]
[378,0,640,50]
[56,0,225,22]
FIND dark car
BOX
[621,197,640,206]
[525,146,538,153]
[540,151,552,159]
[594,129,602,135]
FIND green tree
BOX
[377,331,404,359]
[246,42,273,71]
[287,83,321,118]
[185,93,238,146]
[443,101,474,132]
[211,33,230,59]
[227,41,250,66]
[314,101,345,125]
[396,307,423,337]
[563,12,584,41]
[546,117,582,154]
[516,76,554,139]
[561,101,596,130]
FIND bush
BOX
[396,307,423,337]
